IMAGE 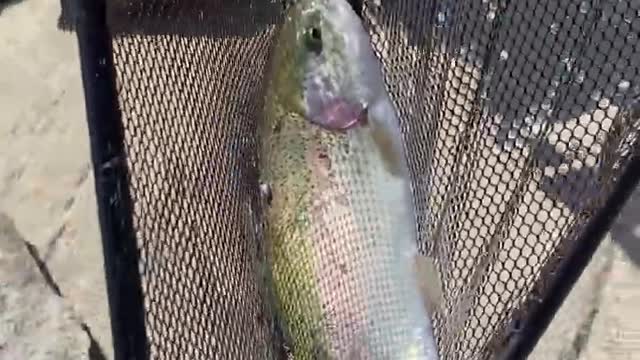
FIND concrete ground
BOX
[0,1,638,359]
[0,1,111,359]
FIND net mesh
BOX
[100,0,640,359]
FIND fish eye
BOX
[304,26,323,54]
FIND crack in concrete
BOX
[74,164,92,188]
[81,323,108,360]
[41,163,91,263]
[567,307,600,360]
[562,242,615,360]
[23,240,63,297]
[42,223,67,263]
[20,234,108,360]
[63,196,75,211]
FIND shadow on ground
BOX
[0,0,22,15]
[610,186,640,266]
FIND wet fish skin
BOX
[259,0,441,359]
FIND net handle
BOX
[75,0,150,359]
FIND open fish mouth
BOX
[308,98,368,132]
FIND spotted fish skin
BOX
[259,1,441,359]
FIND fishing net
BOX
[70,0,640,359]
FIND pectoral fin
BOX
[415,254,443,315]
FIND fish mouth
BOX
[308,98,367,132]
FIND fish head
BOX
[274,0,386,132]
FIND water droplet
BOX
[531,123,542,137]
[579,1,590,14]
[590,90,602,101]
[494,113,504,124]
[577,148,587,161]
[515,137,526,149]
[529,104,539,114]
[575,69,585,84]
[549,23,560,35]
[546,89,557,99]
[618,80,630,92]
[541,99,553,111]
[436,11,447,26]
[568,139,580,151]
[524,115,534,126]
[598,98,611,108]
[513,116,523,128]
[489,124,500,136]
[561,57,575,72]
[499,50,509,61]
[487,10,496,21]
[503,140,514,152]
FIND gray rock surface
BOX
[0,212,90,360]
[0,0,112,358]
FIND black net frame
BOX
[69,0,640,359]
[74,1,148,358]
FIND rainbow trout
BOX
[259,0,442,358]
